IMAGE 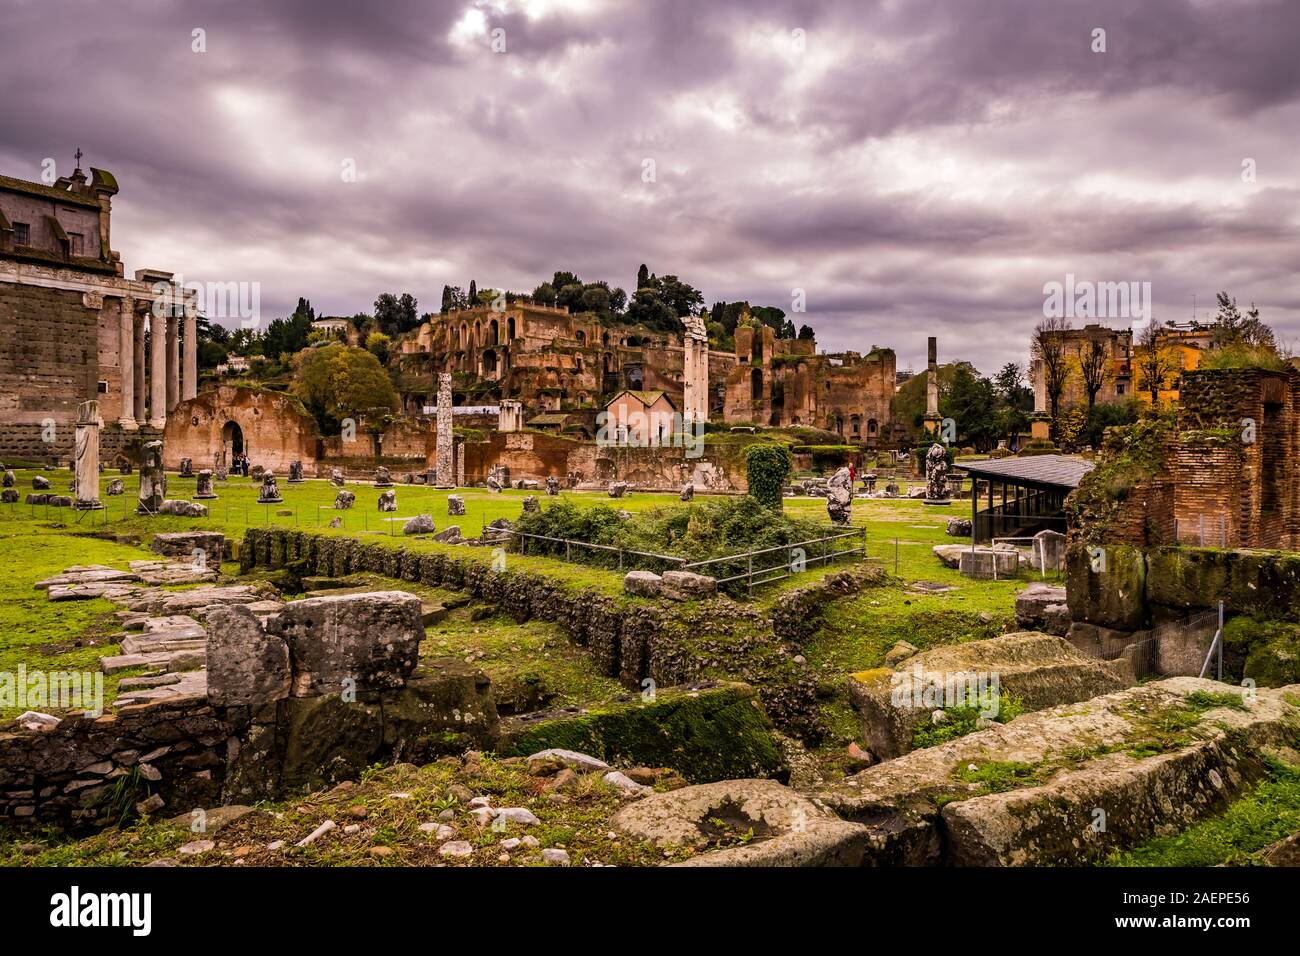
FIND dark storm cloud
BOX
[1,0,1297,375]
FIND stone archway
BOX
[222,420,245,456]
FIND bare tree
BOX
[1134,321,1176,404]
[1032,316,1072,435]
[1078,337,1110,411]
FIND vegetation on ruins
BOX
[512,496,826,580]
[1033,315,1072,437]
[744,443,793,511]
[911,692,1024,750]
[1065,410,1175,541]
[292,343,399,434]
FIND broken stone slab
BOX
[623,570,662,598]
[267,590,423,696]
[100,652,170,674]
[1028,529,1067,572]
[46,582,143,603]
[932,544,967,569]
[205,604,292,708]
[150,531,225,568]
[847,632,1130,760]
[945,517,972,537]
[958,548,1019,579]
[127,560,218,586]
[607,481,629,498]
[137,585,272,617]
[432,526,463,544]
[526,749,610,775]
[660,570,717,601]
[117,673,183,690]
[823,677,1300,866]
[36,566,141,590]
[1014,583,1067,629]
[612,778,871,867]
[158,499,209,518]
[114,671,208,706]
[403,514,434,535]
[447,494,465,516]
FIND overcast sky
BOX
[2,0,1297,375]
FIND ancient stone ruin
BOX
[195,468,217,499]
[374,466,393,487]
[136,440,165,514]
[826,467,852,524]
[257,472,283,504]
[73,400,102,511]
[287,460,305,483]
[924,443,949,502]
[378,489,397,512]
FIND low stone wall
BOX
[237,528,877,739]
[1065,542,1300,681]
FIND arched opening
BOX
[222,420,245,462]
[482,349,498,376]
[602,331,610,346]
[576,329,586,346]
[867,418,878,436]
[751,367,763,401]
[850,414,861,437]
[507,317,516,341]
[474,320,482,347]
[489,319,499,346]
[459,323,468,349]
[603,353,613,374]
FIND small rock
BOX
[603,771,652,795]
[885,641,919,667]
[521,835,540,848]
[493,807,541,826]
[438,808,455,821]
[266,840,285,851]
[542,848,571,866]
[178,840,215,856]
[295,820,336,847]
[439,840,473,858]
[343,824,361,835]
[368,846,394,858]
[435,824,457,841]
[501,838,521,850]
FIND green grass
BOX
[1109,759,1300,866]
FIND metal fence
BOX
[506,526,867,595]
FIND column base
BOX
[119,418,140,431]
[149,418,167,429]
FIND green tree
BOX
[637,263,650,290]
[374,292,418,336]
[940,364,1000,451]
[292,344,398,435]
[532,282,557,306]
[366,331,392,364]
[1209,291,1275,349]
[797,324,815,340]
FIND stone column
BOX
[435,372,453,487]
[150,312,167,428]
[118,298,135,427]
[133,308,147,423]
[166,312,180,412]
[183,302,198,401]
[74,400,103,510]
[923,335,941,435]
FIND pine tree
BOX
[637,263,650,291]
[468,280,477,305]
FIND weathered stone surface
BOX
[521,495,540,514]
[613,779,871,867]
[158,499,208,517]
[544,476,560,496]
[825,677,1300,866]
[32,475,50,489]
[945,517,971,537]
[827,467,853,524]
[151,531,224,568]
[447,494,465,516]
[268,591,423,696]
[287,461,304,482]
[334,490,355,509]
[680,482,695,502]
[374,466,393,487]
[205,604,292,707]
[848,632,1130,759]
[660,570,718,601]
[1,469,13,487]
[377,489,397,512]
[1065,542,1147,631]
[1,489,18,503]
[607,481,629,498]
[884,641,918,667]
[194,469,217,499]
[932,544,967,569]
[105,478,124,496]
[1014,582,1067,629]
[924,444,949,500]
[432,525,463,544]
[136,441,165,514]
[623,570,662,598]
[331,468,346,487]
[403,514,434,535]
[1029,529,1067,572]
[959,547,1018,579]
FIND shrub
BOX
[745,443,792,512]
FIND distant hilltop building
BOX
[0,162,196,463]
[395,302,896,444]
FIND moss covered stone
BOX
[1065,541,1147,631]
[497,682,787,783]
[1224,616,1300,687]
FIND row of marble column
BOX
[117,297,197,428]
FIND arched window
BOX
[868,418,878,436]
[489,319,499,345]
[507,317,516,341]
[751,368,763,400]
[850,415,861,436]
[460,324,468,349]
[576,330,586,346]
[474,320,482,347]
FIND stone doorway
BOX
[222,420,245,462]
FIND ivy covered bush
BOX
[745,443,793,512]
